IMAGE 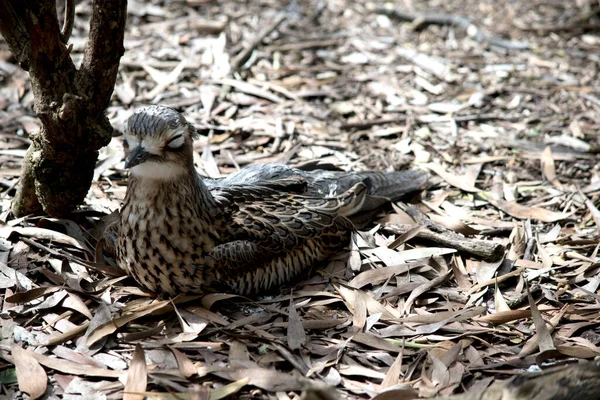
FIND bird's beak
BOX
[124,146,150,169]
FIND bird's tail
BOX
[332,169,428,228]
[333,169,428,201]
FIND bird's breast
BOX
[118,188,218,295]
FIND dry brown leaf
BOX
[371,387,419,400]
[402,307,486,325]
[336,285,367,331]
[229,341,251,368]
[44,321,90,346]
[168,346,197,378]
[387,225,426,249]
[520,305,567,358]
[12,345,47,400]
[541,146,562,189]
[525,282,557,361]
[556,344,599,359]
[210,378,251,399]
[52,346,105,369]
[124,344,147,400]
[428,214,480,236]
[86,300,170,346]
[287,296,307,350]
[339,364,385,380]
[452,257,471,290]
[215,367,306,391]
[494,282,511,313]
[477,310,532,325]
[359,291,400,321]
[487,197,571,222]
[413,308,484,335]
[469,267,525,294]
[142,60,186,100]
[62,292,93,320]
[2,226,91,252]
[584,197,600,228]
[425,163,480,193]
[351,333,405,353]
[380,353,403,389]
[348,261,424,289]
[6,286,61,304]
[18,347,121,377]
[200,293,242,309]
[565,337,600,357]
[429,355,449,388]
[464,163,482,188]
[402,272,450,314]
[185,305,229,325]
[536,241,553,269]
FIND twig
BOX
[341,117,408,131]
[220,14,287,100]
[383,224,505,260]
[370,4,529,50]
[266,38,343,52]
[341,113,522,131]
[60,0,75,43]
[230,13,287,73]
[387,203,505,260]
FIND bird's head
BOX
[123,105,198,180]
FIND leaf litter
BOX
[2,0,600,398]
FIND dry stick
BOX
[391,203,505,260]
[370,4,529,50]
[230,14,287,73]
[383,224,505,261]
[220,14,287,100]
[341,113,522,131]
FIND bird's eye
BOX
[166,134,184,149]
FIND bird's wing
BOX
[211,240,273,265]
[207,175,308,193]
[212,182,365,250]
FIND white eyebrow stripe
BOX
[125,136,140,148]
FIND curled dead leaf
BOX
[11,345,47,400]
[487,197,571,223]
[124,344,147,400]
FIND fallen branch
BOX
[369,3,529,50]
[384,223,504,260]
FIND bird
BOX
[116,105,427,296]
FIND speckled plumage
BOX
[117,106,427,295]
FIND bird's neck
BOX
[123,170,218,221]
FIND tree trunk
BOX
[0,0,127,217]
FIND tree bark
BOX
[0,0,127,217]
